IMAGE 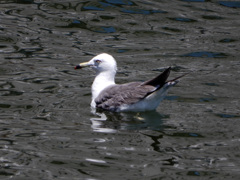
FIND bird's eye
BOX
[95,60,101,64]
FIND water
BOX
[0,0,240,179]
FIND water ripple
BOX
[182,51,228,58]
[219,1,240,8]
[0,0,240,179]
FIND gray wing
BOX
[95,68,172,111]
[95,82,156,111]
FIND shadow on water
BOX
[90,109,169,133]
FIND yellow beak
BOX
[74,62,90,69]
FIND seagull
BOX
[75,53,185,112]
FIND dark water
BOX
[0,0,240,179]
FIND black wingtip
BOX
[168,72,189,82]
[143,67,171,87]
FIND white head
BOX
[75,53,117,74]
[75,53,118,107]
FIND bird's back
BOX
[95,68,173,112]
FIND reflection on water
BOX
[91,110,167,132]
[1,0,240,179]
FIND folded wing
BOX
[95,68,171,111]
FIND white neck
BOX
[91,70,116,104]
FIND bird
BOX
[75,53,185,112]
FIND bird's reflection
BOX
[90,108,168,133]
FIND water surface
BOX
[0,0,240,179]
